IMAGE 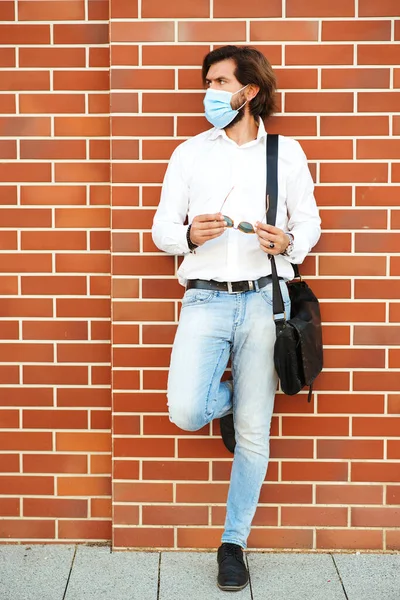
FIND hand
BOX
[190,213,227,247]
[254,222,290,255]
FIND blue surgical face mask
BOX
[204,84,249,129]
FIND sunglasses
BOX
[219,187,269,234]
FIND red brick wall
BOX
[1,0,400,550]
[0,0,112,542]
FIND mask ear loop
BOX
[231,84,249,110]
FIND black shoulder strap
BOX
[266,134,300,282]
[266,134,278,228]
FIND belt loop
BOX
[227,281,233,294]
[254,280,260,292]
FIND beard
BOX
[224,105,246,130]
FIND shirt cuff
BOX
[284,230,312,264]
[160,224,191,255]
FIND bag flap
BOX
[289,316,323,384]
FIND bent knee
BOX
[168,394,208,432]
[169,411,206,432]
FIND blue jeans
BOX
[167,279,291,549]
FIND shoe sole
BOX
[217,580,249,592]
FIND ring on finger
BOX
[269,242,275,249]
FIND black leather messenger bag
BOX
[266,134,323,402]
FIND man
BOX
[152,46,321,592]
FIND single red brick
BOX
[143,0,209,17]
[282,506,347,527]
[143,505,208,526]
[19,47,85,68]
[251,20,317,41]
[0,24,50,45]
[216,0,281,16]
[318,439,383,459]
[317,529,382,550]
[322,68,390,89]
[322,20,391,41]
[359,0,399,16]
[282,461,348,482]
[58,520,111,540]
[287,0,354,16]
[286,44,353,65]
[114,527,173,548]
[23,498,87,518]
[178,21,246,42]
[23,454,87,474]
[58,476,111,497]
[111,22,174,43]
[0,519,55,539]
[316,484,383,505]
[56,432,111,452]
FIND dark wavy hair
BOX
[202,45,277,120]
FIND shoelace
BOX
[222,544,243,560]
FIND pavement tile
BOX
[64,546,159,600]
[333,553,400,600]
[248,552,346,600]
[159,551,252,599]
[0,544,74,600]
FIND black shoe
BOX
[217,543,249,592]
[220,413,236,454]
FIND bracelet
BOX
[186,225,198,253]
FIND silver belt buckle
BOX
[248,280,254,291]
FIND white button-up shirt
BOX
[152,119,321,286]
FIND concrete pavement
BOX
[1,544,400,599]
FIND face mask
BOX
[204,84,249,129]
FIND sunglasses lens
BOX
[238,222,255,234]
[223,215,233,227]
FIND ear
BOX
[247,84,260,101]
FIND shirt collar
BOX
[208,118,267,144]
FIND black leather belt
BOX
[186,275,281,294]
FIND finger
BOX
[194,213,225,223]
[255,222,280,234]
[259,237,274,249]
[259,238,281,252]
[256,229,279,242]
[197,220,227,230]
[197,227,226,238]
[203,231,226,240]
[193,225,226,236]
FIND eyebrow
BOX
[205,76,230,84]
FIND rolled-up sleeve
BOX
[285,142,321,264]
[152,145,190,256]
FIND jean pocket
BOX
[181,288,217,308]
[260,280,291,310]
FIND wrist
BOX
[282,232,294,256]
[186,224,198,253]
